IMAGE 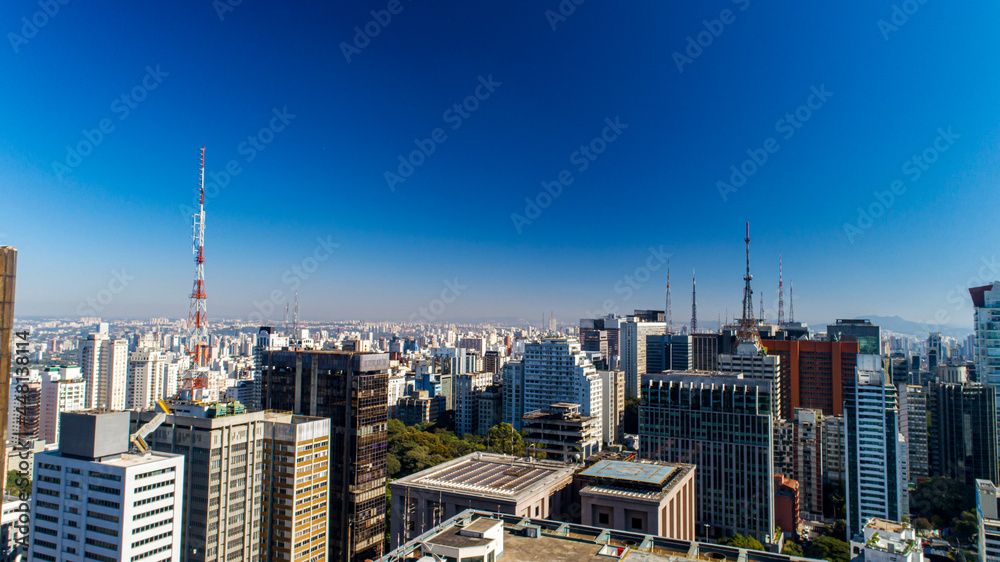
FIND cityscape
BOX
[3,2,1000,562]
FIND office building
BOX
[718,348,782,422]
[0,247,15,500]
[397,391,446,426]
[823,415,847,484]
[977,479,1000,562]
[599,370,625,445]
[927,332,942,370]
[522,403,603,462]
[79,329,129,410]
[475,385,503,436]
[774,475,800,536]
[136,403,264,562]
[260,349,390,562]
[382,509,823,562]
[0,497,27,562]
[972,283,1000,391]
[580,316,621,358]
[576,459,696,540]
[928,382,998,485]
[760,340,860,418]
[775,408,825,520]
[899,384,928,482]
[39,366,86,447]
[935,364,969,384]
[453,372,493,437]
[580,328,609,357]
[28,410,185,562]
[501,360,524,429]
[845,355,906,538]
[640,373,775,543]
[828,319,881,355]
[260,414,331,562]
[691,333,721,371]
[8,379,38,442]
[388,453,577,548]
[620,319,667,396]
[483,350,503,374]
[128,348,169,410]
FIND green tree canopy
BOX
[486,423,525,456]
[781,541,804,557]
[718,534,764,551]
[805,536,850,562]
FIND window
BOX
[598,513,609,525]
[631,517,642,530]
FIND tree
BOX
[805,536,850,562]
[781,541,804,557]
[486,423,525,456]
[386,453,401,478]
[910,477,974,529]
[820,520,847,542]
[952,511,978,545]
[718,534,764,551]
[5,470,28,497]
[913,518,932,532]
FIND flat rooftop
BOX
[391,452,577,502]
[580,460,676,486]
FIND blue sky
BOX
[2,0,1000,328]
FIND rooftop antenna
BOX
[736,222,762,354]
[293,290,299,341]
[690,269,697,334]
[777,251,785,328]
[666,260,672,332]
[186,146,209,368]
[789,281,795,323]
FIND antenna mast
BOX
[690,269,697,334]
[789,282,795,323]
[777,251,785,328]
[736,222,762,353]
[666,260,672,332]
[187,147,209,367]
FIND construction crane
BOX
[129,399,172,454]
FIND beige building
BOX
[576,459,696,540]
[600,370,626,445]
[388,453,578,549]
[523,403,603,462]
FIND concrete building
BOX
[640,373,776,544]
[718,349,782,422]
[848,518,923,562]
[260,414,331,562]
[453,372,493,437]
[600,370,625,445]
[381,509,826,562]
[388,453,578,548]
[522,403,603,462]
[977,479,1000,562]
[845,355,906,538]
[0,497,27,562]
[39,365,86,447]
[774,475,800,536]
[0,246,16,500]
[828,319,881,355]
[501,360,524,429]
[127,348,169,409]
[971,283,1000,393]
[928,382,998,485]
[927,332,943,370]
[761,340,860,418]
[775,408,825,520]
[899,384,929,482]
[397,390,445,426]
[576,459,696,540]
[135,403,265,562]
[79,329,129,410]
[620,319,667,396]
[476,385,503,436]
[8,379,38,442]
[691,333,721,371]
[823,415,847,484]
[935,364,968,384]
[28,411,185,562]
[260,349,390,562]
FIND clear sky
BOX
[2,0,1000,328]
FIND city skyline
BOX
[4,1,1000,329]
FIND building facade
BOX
[899,384,928,482]
[620,319,667,396]
[39,366,86,447]
[928,382,999,485]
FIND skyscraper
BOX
[760,340,860,418]
[971,283,1000,390]
[453,371,493,437]
[928,381,998,485]
[39,366,86,446]
[899,384,929,482]
[0,246,16,502]
[845,355,906,538]
[827,319,881,355]
[927,332,943,370]
[640,373,775,543]
[79,328,129,410]
[620,318,667,396]
[260,349,389,562]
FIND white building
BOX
[28,411,185,562]
[127,348,168,410]
[849,518,922,562]
[39,366,86,447]
[845,355,907,538]
[977,479,1000,562]
[387,373,408,417]
[0,497,27,562]
[718,345,782,420]
[619,319,666,397]
[972,283,1000,413]
[79,330,128,410]
[518,338,602,441]
[598,370,625,445]
[453,372,493,437]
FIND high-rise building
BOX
[718,349,782,422]
[39,366,86,446]
[928,382,998,485]
[761,340,859,418]
[691,333,721,371]
[971,283,1000,393]
[640,373,776,543]
[79,330,128,410]
[506,338,602,438]
[501,359,525,430]
[260,414,331,562]
[775,408,825,520]
[260,349,389,562]
[475,384,503,436]
[828,319,881,355]
[644,334,694,373]
[976,479,1000,562]
[522,402,603,462]
[136,403,264,562]
[29,411,185,562]
[0,246,16,501]
[899,384,929,482]
[580,328,609,357]
[822,415,847,484]
[9,378,39,442]
[599,369,625,445]
[620,319,667,396]
[128,348,169,410]
[845,355,906,538]
[927,332,943,370]
[453,372,493,437]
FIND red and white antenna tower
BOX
[187,147,209,368]
[778,251,785,328]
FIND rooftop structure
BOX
[848,518,922,562]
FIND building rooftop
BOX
[390,452,578,502]
[380,510,824,562]
[580,460,676,486]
